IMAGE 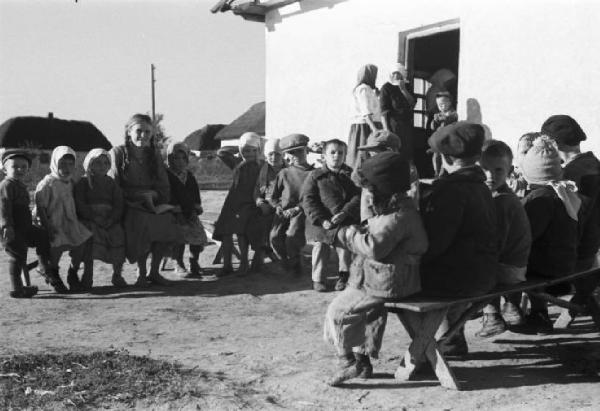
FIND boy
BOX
[542,115,600,325]
[302,139,361,292]
[429,92,458,131]
[0,149,51,298]
[476,140,532,337]
[269,134,314,276]
[420,122,499,354]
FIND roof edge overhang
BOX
[211,0,301,22]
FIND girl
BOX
[34,146,92,292]
[213,132,264,276]
[74,149,127,287]
[165,142,207,277]
[109,114,178,286]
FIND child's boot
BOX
[111,264,128,287]
[355,353,373,379]
[475,313,507,338]
[250,250,263,273]
[174,259,189,277]
[67,266,83,292]
[8,260,37,298]
[80,262,93,291]
[48,268,69,293]
[328,353,365,386]
[334,271,349,291]
[501,301,524,326]
[189,258,203,277]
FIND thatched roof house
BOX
[183,124,226,150]
[0,114,111,150]
[215,101,265,141]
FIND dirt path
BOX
[1,191,599,410]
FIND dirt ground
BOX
[1,190,599,410]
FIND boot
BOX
[334,271,349,291]
[147,270,171,286]
[250,250,263,273]
[174,260,189,277]
[501,302,524,326]
[189,258,203,277]
[8,260,24,296]
[355,353,373,379]
[135,265,149,287]
[47,268,69,293]
[313,281,327,292]
[439,329,468,357]
[111,265,128,287]
[475,313,507,338]
[67,266,83,292]
[80,262,93,291]
[328,353,360,386]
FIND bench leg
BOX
[395,309,461,390]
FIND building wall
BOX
[265,0,600,153]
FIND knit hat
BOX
[359,152,410,195]
[280,133,310,152]
[427,121,484,159]
[1,148,32,166]
[358,130,401,152]
[263,138,281,155]
[238,132,262,150]
[541,114,587,146]
[521,135,563,184]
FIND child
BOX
[324,152,428,386]
[165,142,207,277]
[421,122,499,355]
[508,132,541,198]
[0,149,52,298]
[213,132,264,276]
[542,115,600,324]
[476,140,532,337]
[302,139,361,292]
[73,149,127,287]
[34,146,92,292]
[429,91,458,131]
[269,134,314,275]
[255,138,285,262]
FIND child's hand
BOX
[322,220,333,230]
[1,226,15,243]
[330,212,346,225]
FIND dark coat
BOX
[419,166,499,297]
[302,164,361,244]
[166,170,201,219]
[379,82,415,158]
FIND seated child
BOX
[0,149,51,298]
[420,122,499,355]
[74,149,127,288]
[476,140,532,338]
[324,152,428,386]
[213,132,264,276]
[429,91,458,131]
[165,142,208,278]
[520,135,584,334]
[508,132,541,198]
[269,134,314,275]
[34,146,92,293]
[302,139,361,292]
[255,138,285,261]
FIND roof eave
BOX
[211,0,301,22]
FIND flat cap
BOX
[359,151,410,195]
[358,130,401,151]
[1,149,32,166]
[541,114,586,146]
[280,133,309,152]
[427,121,484,158]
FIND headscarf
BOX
[388,63,408,84]
[356,64,378,90]
[83,148,110,188]
[263,138,281,155]
[238,132,262,152]
[166,142,190,183]
[50,146,76,182]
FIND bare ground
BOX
[1,190,599,410]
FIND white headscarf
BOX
[50,146,76,182]
[263,138,281,155]
[83,148,110,188]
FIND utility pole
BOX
[151,64,156,123]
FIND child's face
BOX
[240,145,258,162]
[128,122,153,147]
[324,144,346,170]
[171,151,188,173]
[57,155,75,179]
[89,155,110,177]
[4,157,29,181]
[480,154,512,191]
[436,97,452,113]
[266,151,283,168]
[285,148,307,166]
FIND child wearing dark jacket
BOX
[302,139,361,292]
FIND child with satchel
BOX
[323,152,428,386]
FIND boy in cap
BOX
[269,134,314,275]
[476,140,532,337]
[0,149,52,297]
[303,139,361,292]
[542,115,600,325]
[420,121,499,354]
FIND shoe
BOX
[334,271,349,291]
[250,257,263,273]
[10,286,38,298]
[147,272,171,286]
[313,281,327,292]
[47,269,69,293]
[236,262,249,277]
[355,353,373,379]
[502,302,525,326]
[174,261,189,277]
[521,311,553,335]
[111,274,128,287]
[439,332,468,357]
[219,265,234,277]
[328,353,360,386]
[189,258,203,277]
[67,267,82,292]
[475,313,507,338]
[135,275,150,287]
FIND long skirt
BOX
[346,122,381,169]
[83,204,126,265]
[123,206,179,263]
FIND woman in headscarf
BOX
[347,64,382,169]
[109,114,179,286]
[74,148,127,288]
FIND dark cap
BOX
[541,114,586,146]
[280,133,310,152]
[427,121,484,158]
[1,149,32,166]
[359,152,410,195]
[358,130,401,151]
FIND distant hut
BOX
[0,113,111,188]
[215,101,265,143]
[183,124,226,151]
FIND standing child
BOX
[34,146,92,292]
[0,149,52,297]
[429,92,458,131]
[213,132,264,276]
[73,149,127,288]
[303,139,361,292]
[269,134,314,275]
[476,140,532,337]
[165,142,208,277]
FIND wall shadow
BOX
[466,97,492,139]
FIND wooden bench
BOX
[384,267,600,390]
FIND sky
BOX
[0,0,265,146]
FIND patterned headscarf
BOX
[83,148,110,188]
[50,146,76,182]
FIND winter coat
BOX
[419,166,499,297]
[493,184,531,268]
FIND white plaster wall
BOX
[265,0,600,154]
